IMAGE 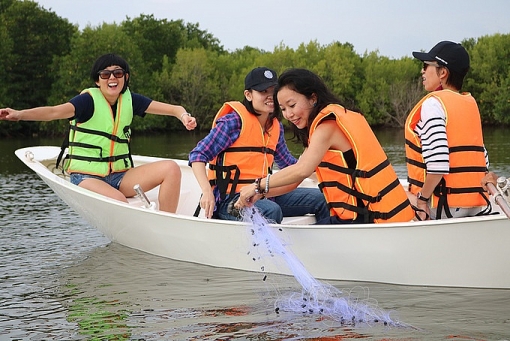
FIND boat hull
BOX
[15,146,510,289]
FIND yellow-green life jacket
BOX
[64,88,133,176]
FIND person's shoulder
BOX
[218,110,242,124]
[130,92,151,101]
[69,92,93,106]
[421,96,444,118]
[315,118,339,133]
[423,95,441,105]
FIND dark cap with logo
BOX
[244,67,278,91]
[412,41,470,76]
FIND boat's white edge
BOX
[16,146,505,228]
[16,146,510,288]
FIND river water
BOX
[1,129,510,340]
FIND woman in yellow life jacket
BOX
[237,68,414,224]
[405,41,490,220]
[189,67,329,223]
[0,53,197,213]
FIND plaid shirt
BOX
[188,111,297,202]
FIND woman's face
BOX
[277,86,315,129]
[95,65,129,103]
[421,61,443,92]
[245,86,275,116]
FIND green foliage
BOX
[0,0,16,14]
[48,23,145,104]
[0,16,13,107]
[121,15,186,70]
[464,34,510,124]
[314,42,362,110]
[157,48,221,130]
[183,22,224,52]
[1,0,509,137]
[1,0,76,109]
[357,53,423,126]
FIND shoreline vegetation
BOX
[1,0,509,138]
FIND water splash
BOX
[242,206,406,327]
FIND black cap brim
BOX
[412,51,433,62]
[250,81,277,91]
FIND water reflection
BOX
[0,174,108,340]
[57,242,510,340]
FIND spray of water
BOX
[242,206,407,327]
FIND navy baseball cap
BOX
[244,67,278,91]
[413,41,470,76]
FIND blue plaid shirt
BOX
[188,111,297,202]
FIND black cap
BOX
[244,67,277,91]
[412,41,470,76]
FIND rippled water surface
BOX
[1,133,510,340]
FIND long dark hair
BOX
[274,68,342,147]
[90,53,131,93]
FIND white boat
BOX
[15,146,510,289]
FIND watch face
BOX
[417,192,429,202]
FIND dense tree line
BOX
[1,0,509,137]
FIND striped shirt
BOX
[415,97,489,174]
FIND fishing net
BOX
[241,206,406,327]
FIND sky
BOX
[34,0,510,59]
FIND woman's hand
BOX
[481,172,498,191]
[181,113,197,130]
[235,183,260,209]
[0,108,20,121]
[200,189,216,219]
[415,199,430,221]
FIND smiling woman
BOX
[0,53,197,213]
[189,67,329,223]
[237,68,415,225]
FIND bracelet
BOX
[180,112,191,120]
[254,178,262,194]
[265,174,270,194]
[417,192,430,202]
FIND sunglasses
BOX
[422,61,441,71]
[98,69,126,79]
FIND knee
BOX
[263,206,283,224]
[163,161,181,178]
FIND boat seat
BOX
[281,215,316,225]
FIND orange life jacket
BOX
[310,104,414,223]
[405,90,489,217]
[207,101,280,200]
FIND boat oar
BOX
[487,182,510,218]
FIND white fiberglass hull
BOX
[15,146,510,289]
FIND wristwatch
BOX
[417,192,430,202]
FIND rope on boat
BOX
[241,206,408,328]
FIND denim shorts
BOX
[70,172,127,190]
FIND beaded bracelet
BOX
[265,174,271,194]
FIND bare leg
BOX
[120,160,181,213]
[78,178,128,203]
